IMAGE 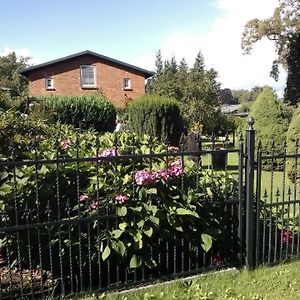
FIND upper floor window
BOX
[45,77,54,90]
[123,78,131,90]
[80,65,96,87]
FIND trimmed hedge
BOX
[44,95,117,133]
[127,95,184,146]
[286,107,300,184]
[249,86,291,170]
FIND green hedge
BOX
[44,95,116,133]
[249,87,291,170]
[127,95,184,145]
[286,107,300,184]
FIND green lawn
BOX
[80,260,300,299]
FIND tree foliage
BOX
[249,86,291,170]
[147,50,233,135]
[241,0,300,80]
[0,52,29,97]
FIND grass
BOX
[200,152,295,202]
[80,260,300,299]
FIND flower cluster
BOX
[100,148,119,157]
[115,194,129,204]
[280,228,293,244]
[61,139,71,150]
[135,170,156,186]
[211,255,223,266]
[135,159,184,186]
[79,194,99,210]
[168,146,179,153]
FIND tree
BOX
[249,86,291,170]
[242,0,300,80]
[0,52,29,97]
[284,32,300,105]
[147,50,228,134]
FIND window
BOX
[45,77,54,89]
[80,65,96,87]
[123,78,131,90]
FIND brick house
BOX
[20,50,154,107]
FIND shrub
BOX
[286,107,300,184]
[44,95,117,133]
[127,95,184,145]
[0,130,238,293]
[249,86,291,170]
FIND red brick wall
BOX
[27,54,147,107]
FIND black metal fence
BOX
[0,119,299,298]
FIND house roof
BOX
[20,50,155,78]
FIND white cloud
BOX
[136,0,286,94]
[0,47,43,65]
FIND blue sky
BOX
[0,0,286,93]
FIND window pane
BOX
[81,66,95,86]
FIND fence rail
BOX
[0,122,299,298]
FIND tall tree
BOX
[0,52,29,97]
[284,33,300,105]
[242,0,300,79]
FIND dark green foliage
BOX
[284,33,300,105]
[0,52,29,97]
[147,50,228,135]
[250,86,291,170]
[127,95,184,145]
[44,95,117,133]
[286,106,300,183]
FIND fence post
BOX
[245,117,255,269]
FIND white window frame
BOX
[123,78,131,90]
[45,77,54,90]
[80,65,96,88]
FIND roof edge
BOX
[20,50,155,78]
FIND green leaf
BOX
[102,245,111,261]
[129,254,142,268]
[111,240,126,257]
[201,233,212,252]
[116,206,127,217]
[137,219,145,228]
[206,187,213,198]
[119,222,128,230]
[144,258,157,269]
[111,229,122,239]
[147,188,157,195]
[149,216,159,225]
[143,226,153,237]
[176,208,199,218]
[130,206,142,212]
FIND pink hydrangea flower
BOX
[135,170,156,186]
[168,159,183,177]
[79,194,89,202]
[211,255,223,266]
[100,148,119,157]
[155,169,170,181]
[60,139,71,150]
[115,194,129,204]
[168,146,179,153]
[280,228,293,244]
[90,201,99,210]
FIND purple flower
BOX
[115,194,129,204]
[168,146,179,153]
[135,170,156,186]
[79,194,89,202]
[168,159,183,177]
[60,139,71,150]
[90,201,99,210]
[280,228,293,244]
[211,255,223,266]
[155,169,170,181]
[100,148,119,157]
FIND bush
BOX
[249,86,291,170]
[0,130,238,293]
[286,107,300,184]
[127,95,184,145]
[44,95,117,133]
